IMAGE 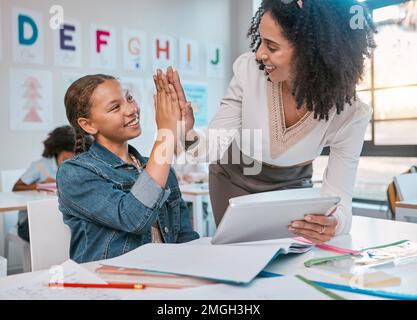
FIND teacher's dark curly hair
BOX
[248,0,377,120]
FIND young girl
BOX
[13,125,77,241]
[57,74,199,263]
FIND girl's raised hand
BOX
[166,66,195,135]
[153,70,181,134]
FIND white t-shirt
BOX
[188,52,372,235]
[20,157,58,185]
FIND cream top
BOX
[187,52,372,235]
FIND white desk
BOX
[264,216,417,299]
[0,191,57,257]
[180,183,210,236]
[1,216,417,300]
[0,191,57,213]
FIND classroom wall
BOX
[0,0,255,172]
[0,0,253,272]
[230,0,254,59]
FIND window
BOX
[341,1,417,201]
[358,1,417,153]
[314,156,417,201]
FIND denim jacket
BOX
[56,142,199,263]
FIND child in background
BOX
[13,125,78,241]
[173,152,208,184]
[57,73,199,263]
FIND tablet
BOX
[211,196,341,245]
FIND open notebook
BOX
[102,237,313,284]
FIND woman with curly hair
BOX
[156,0,377,244]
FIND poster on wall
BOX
[54,19,82,67]
[62,72,88,102]
[62,72,86,91]
[206,44,224,78]
[90,24,117,69]
[12,8,44,65]
[123,29,147,72]
[10,69,53,131]
[179,38,200,76]
[144,79,158,130]
[130,78,158,155]
[152,35,177,72]
[183,82,209,128]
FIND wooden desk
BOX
[1,216,417,299]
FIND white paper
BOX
[179,38,200,76]
[140,276,333,300]
[54,19,82,67]
[123,28,147,72]
[12,8,44,65]
[0,260,129,300]
[189,237,307,252]
[206,43,224,78]
[183,82,209,128]
[10,69,53,131]
[152,34,177,71]
[104,243,287,284]
[62,72,88,94]
[90,24,117,69]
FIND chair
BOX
[0,169,31,273]
[394,173,417,223]
[27,198,71,272]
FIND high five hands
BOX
[153,69,181,135]
[153,67,195,137]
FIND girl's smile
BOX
[124,113,140,129]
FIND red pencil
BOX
[48,282,145,290]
